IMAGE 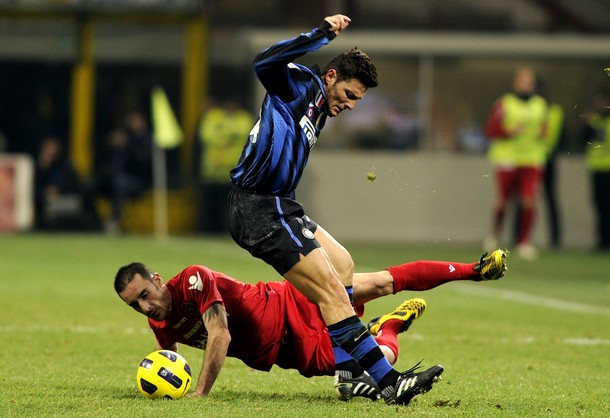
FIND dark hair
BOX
[322,48,378,88]
[114,262,153,295]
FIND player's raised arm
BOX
[253,16,344,99]
[323,14,351,35]
[187,302,231,397]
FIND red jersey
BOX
[149,265,335,377]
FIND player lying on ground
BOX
[115,250,506,404]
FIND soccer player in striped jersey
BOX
[226,12,460,404]
[225,14,510,404]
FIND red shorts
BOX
[496,166,543,200]
[272,281,336,377]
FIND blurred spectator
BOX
[539,78,566,249]
[582,90,610,251]
[34,136,98,230]
[334,91,419,150]
[196,99,253,234]
[124,111,154,186]
[514,78,566,248]
[484,67,549,260]
[95,111,153,234]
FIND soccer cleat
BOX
[474,249,508,281]
[382,362,444,405]
[334,372,381,401]
[367,298,426,336]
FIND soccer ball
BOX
[136,350,192,399]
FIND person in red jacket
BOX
[484,66,549,260]
[114,250,506,402]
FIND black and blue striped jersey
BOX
[230,21,337,198]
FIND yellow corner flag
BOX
[151,86,183,149]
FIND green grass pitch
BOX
[1,233,609,417]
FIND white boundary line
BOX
[451,282,610,318]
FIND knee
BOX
[493,197,506,209]
[334,254,354,285]
[520,197,535,208]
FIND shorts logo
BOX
[302,228,315,240]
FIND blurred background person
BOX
[34,136,97,230]
[196,99,253,234]
[582,90,610,251]
[95,111,153,234]
[484,66,549,260]
[513,77,566,249]
[539,78,566,249]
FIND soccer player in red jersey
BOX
[115,250,506,401]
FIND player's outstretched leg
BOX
[368,298,426,336]
[386,249,509,293]
[383,362,444,405]
[473,249,508,281]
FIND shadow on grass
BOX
[207,390,335,403]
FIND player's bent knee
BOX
[337,259,354,285]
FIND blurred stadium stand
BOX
[0,0,609,243]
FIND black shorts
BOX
[228,188,320,275]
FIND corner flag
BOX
[151,86,183,149]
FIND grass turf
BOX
[1,233,609,417]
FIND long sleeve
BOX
[253,20,336,100]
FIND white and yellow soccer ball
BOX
[136,350,192,399]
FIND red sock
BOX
[374,320,402,361]
[387,260,478,293]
